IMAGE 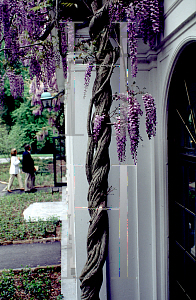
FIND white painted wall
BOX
[65,1,196,299]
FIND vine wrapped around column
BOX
[79,1,118,299]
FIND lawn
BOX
[0,266,63,299]
[0,191,61,243]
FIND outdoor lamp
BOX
[40,91,53,109]
[40,89,65,109]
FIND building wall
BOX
[65,1,196,299]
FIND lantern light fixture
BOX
[40,89,65,109]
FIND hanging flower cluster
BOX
[126,3,138,77]
[142,93,157,139]
[0,0,69,100]
[127,92,143,164]
[7,70,24,99]
[135,0,160,47]
[0,74,5,99]
[113,91,156,164]
[114,115,127,162]
[81,0,162,96]
[84,62,94,98]
[109,1,125,27]
[107,0,161,78]
[93,114,105,144]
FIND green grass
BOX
[0,191,61,242]
[0,267,63,299]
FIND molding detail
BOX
[164,0,183,19]
[157,12,196,51]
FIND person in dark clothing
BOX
[22,144,36,192]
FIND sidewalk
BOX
[0,241,61,270]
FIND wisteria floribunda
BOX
[83,61,94,98]
[113,90,157,164]
[126,3,138,77]
[135,0,160,47]
[0,74,5,98]
[113,92,128,162]
[109,1,124,29]
[93,114,105,144]
[114,116,127,162]
[6,70,24,99]
[142,92,157,139]
[0,0,69,100]
[127,92,143,164]
[0,0,162,117]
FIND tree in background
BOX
[0,0,163,298]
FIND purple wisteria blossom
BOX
[113,93,127,162]
[135,0,160,47]
[7,71,24,99]
[127,92,143,164]
[93,114,105,144]
[126,3,138,77]
[142,93,157,139]
[149,0,160,33]
[84,62,94,98]
[114,116,127,162]
[29,56,42,81]
[0,75,5,97]
[109,1,124,28]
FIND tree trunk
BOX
[79,1,119,299]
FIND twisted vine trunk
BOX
[79,1,118,299]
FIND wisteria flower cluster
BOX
[126,3,138,78]
[142,93,157,139]
[0,74,5,97]
[7,70,24,99]
[93,114,105,144]
[84,62,94,99]
[0,0,68,100]
[105,1,161,79]
[114,115,127,162]
[135,0,160,47]
[109,1,125,28]
[113,90,156,164]
[127,92,143,164]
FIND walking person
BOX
[7,148,24,193]
[22,144,36,193]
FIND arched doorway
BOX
[168,42,196,299]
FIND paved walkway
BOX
[0,241,61,270]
